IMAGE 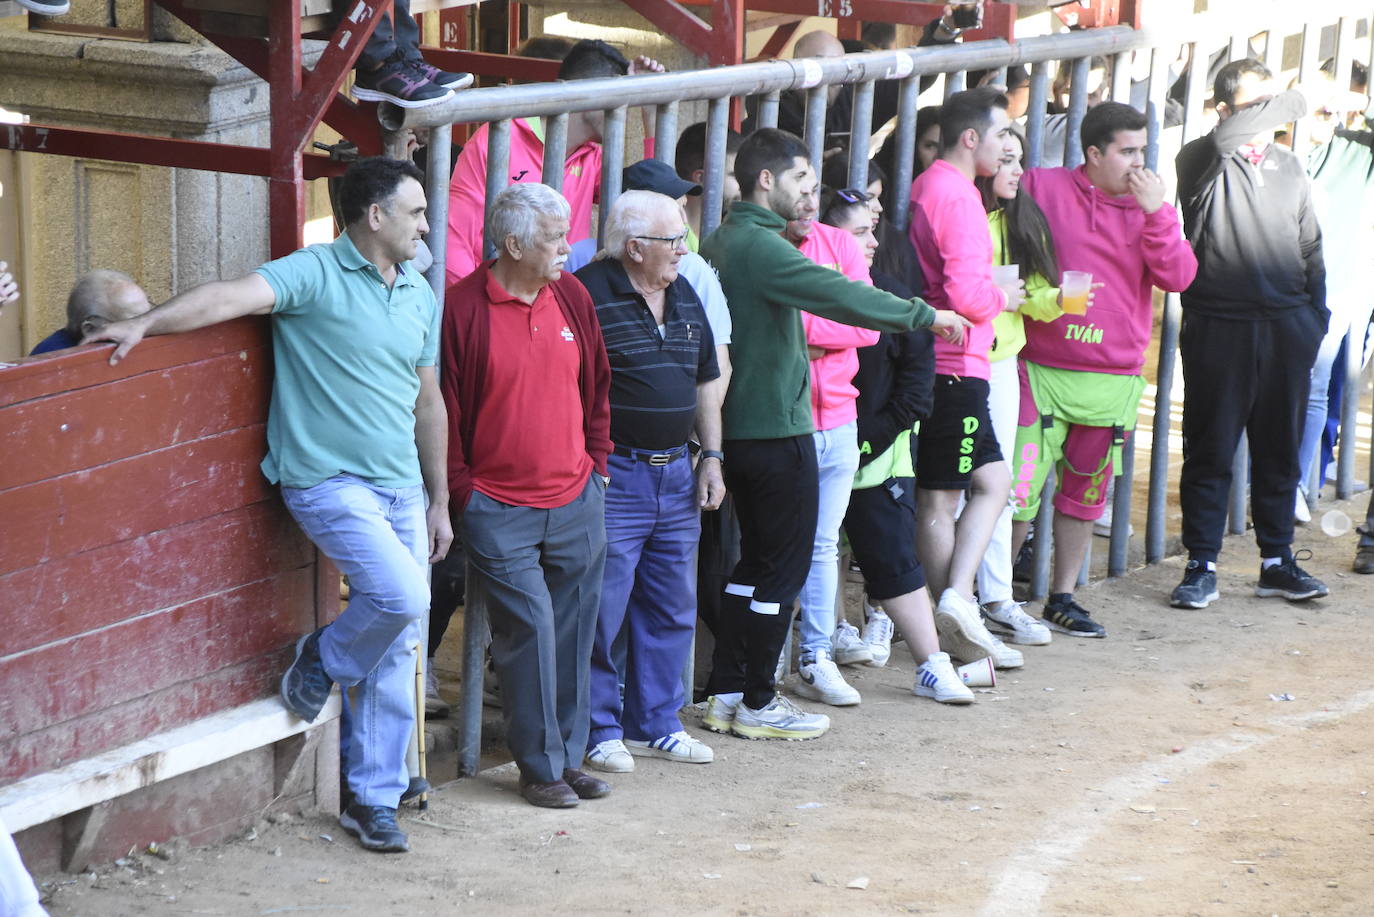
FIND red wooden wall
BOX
[0,320,328,787]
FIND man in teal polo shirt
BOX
[86,158,452,855]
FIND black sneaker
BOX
[407,57,474,91]
[339,804,409,853]
[400,776,431,805]
[1255,550,1328,601]
[1170,560,1220,609]
[353,56,454,108]
[280,628,335,722]
[1041,595,1106,638]
[17,0,70,14]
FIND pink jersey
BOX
[908,159,1005,380]
[1019,166,1197,375]
[799,222,880,431]
[445,118,602,285]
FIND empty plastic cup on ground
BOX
[1061,270,1092,315]
[956,657,996,687]
[1320,510,1352,537]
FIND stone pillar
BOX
[0,30,273,349]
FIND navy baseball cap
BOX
[622,159,702,198]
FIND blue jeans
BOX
[281,474,429,808]
[361,0,419,68]
[797,420,860,657]
[1299,307,1369,495]
[590,451,701,745]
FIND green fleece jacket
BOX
[702,201,937,440]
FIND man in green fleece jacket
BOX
[698,127,968,741]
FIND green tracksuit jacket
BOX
[701,201,936,440]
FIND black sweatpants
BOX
[705,435,819,710]
[1178,307,1325,563]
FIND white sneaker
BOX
[913,651,975,704]
[701,692,741,733]
[988,633,1024,669]
[586,738,635,773]
[1295,491,1312,525]
[862,606,894,667]
[934,588,1000,663]
[424,658,450,718]
[831,620,874,665]
[794,650,861,706]
[626,730,714,764]
[730,694,830,740]
[983,599,1052,646]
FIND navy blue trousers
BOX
[589,451,701,745]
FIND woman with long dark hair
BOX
[972,126,1082,646]
[816,187,974,704]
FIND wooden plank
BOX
[0,347,271,492]
[0,694,342,833]
[0,320,268,411]
[0,502,312,651]
[2,652,286,785]
[0,565,315,739]
[0,425,272,576]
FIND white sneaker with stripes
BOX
[626,730,714,764]
[913,652,974,705]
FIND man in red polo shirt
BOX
[440,183,613,809]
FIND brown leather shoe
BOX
[562,768,611,799]
[1355,545,1374,575]
[518,778,579,808]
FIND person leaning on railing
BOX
[696,127,969,743]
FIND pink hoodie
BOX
[908,159,1006,380]
[445,118,602,286]
[799,222,880,431]
[1019,166,1198,375]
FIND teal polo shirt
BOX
[254,232,440,490]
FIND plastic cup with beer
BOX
[1060,270,1092,315]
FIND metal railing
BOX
[401,3,1374,774]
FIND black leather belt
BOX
[612,444,690,466]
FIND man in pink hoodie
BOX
[1009,102,1198,637]
[787,194,880,707]
[444,41,661,286]
[909,88,1027,672]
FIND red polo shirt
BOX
[468,271,591,508]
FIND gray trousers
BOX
[461,476,607,783]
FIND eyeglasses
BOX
[635,232,690,249]
[835,187,874,204]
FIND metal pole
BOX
[804,85,827,176]
[1078,540,1091,588]
[993,66,1008,86]
[1109,437,1135,576]
[889,75,919,232]
[541,112,568,193]
[1228,434,1248,535]
[701,96,730,238]
[1111,50,1132,104]
[1064,56,1091,169]
[944,70,966,98]
[759,90,782,130]
[1029,477,1056,601]
[1291,23,1321,153]
[847,80,875,189]
[1263,25,1284,74]
[1025,60,1050,168]
[1144,45,1178,564]
[482,119,511,262]
[598,105,627,245]
[457,563,487,777]
[654,102,679,165]
[1338,327,1362,498]
[423,123,451,300]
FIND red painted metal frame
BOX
[1,123,337,179]
[424,47,561,81]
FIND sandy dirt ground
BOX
[33,496,1374,917]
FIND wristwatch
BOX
[700,449,725,464]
